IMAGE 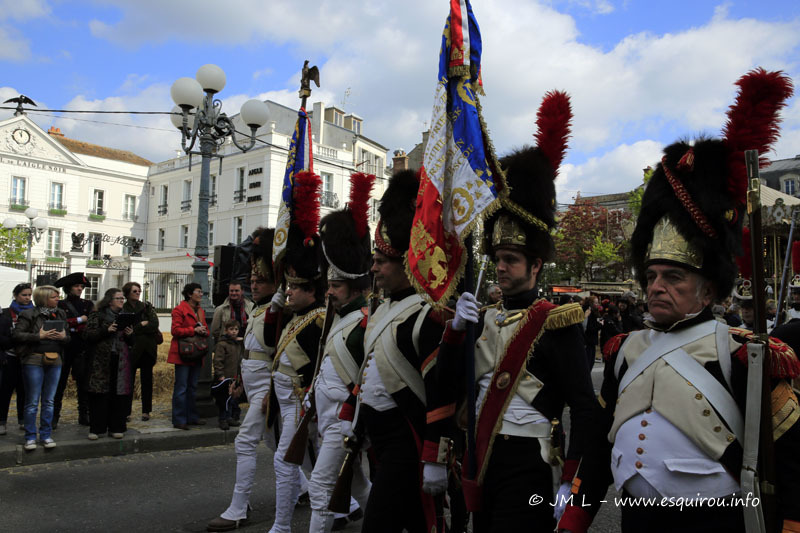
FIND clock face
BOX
[12,128,30,145]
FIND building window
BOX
[84,275,101,301]
[334,111,343,127]
[182,179,192,211]
[234,216,243,244]
[46,229,62,257]
[158,229,165,251]
[353,120,361,135]
[181,225,189,249]
[159,185,169,215]
[210,174,217,206]
[784,179,796,196]
[50,183,64,210]
[92,190,105,215]
[234,168,246,203]
[10,176,27,206]
[124,195,136,220]
[88,232,102,260]
[320,172,339,208]
[208,222,214,247]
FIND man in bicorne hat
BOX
[442,91,597,532]
[53,271,94,427]
[306,172,375,532]
[558,69,800,533]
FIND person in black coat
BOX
[53,272,94,427]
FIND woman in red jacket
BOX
[169,283,209,430]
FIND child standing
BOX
[212,319,243,430]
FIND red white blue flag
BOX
[407,0,504,305]
[273,108,313,264]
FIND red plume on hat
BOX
[292,171,322,246]
[534,90,572,176]
[723,68,794,205]
[348,172,375,239]
[736,226,753,280]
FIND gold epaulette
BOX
[731,330,800,380]
[315,313,325,328]
[544,302,584,330]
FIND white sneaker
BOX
[42,438,56,449]
[23,440,36,451]
[0,424,6,435]
[110,433,124,439]
[88,433,99,440]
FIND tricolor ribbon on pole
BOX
[273,107,314,266]
[407,0,505,306]
[186,252,214,267]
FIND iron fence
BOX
[0,261,70,286]
[143,270,213,311]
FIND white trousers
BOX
[270,371,315,533]
[308,384,371,533]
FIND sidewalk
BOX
[0,399,242,468]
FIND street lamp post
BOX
[3,207,48,284]
[170,64,269,415]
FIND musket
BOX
[773,209,798,328]
[328,277,380,513]
[741,150,777,533]
[284,296,336,465]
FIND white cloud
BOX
[0,26,33,61]
[557,140,664,204]
[0,0,50,21]
[67,1,800,199]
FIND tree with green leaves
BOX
[0,227,27,263]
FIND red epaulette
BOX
[428,306,454,326]
[732,332,800,379]
[603,333,628,362]
[360,307,369,328]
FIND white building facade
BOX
[0,114,150,300]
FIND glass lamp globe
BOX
[240,99,270,128]
[2,217,17,230]
[196,64,226,94]
[33,217,48,231]
[171,77,204,109]
[24,207,38,220]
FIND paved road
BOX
[2,443,622,533]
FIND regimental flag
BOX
[273,108,314,265]
[407,0,505,305]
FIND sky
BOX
[2,0,800,205]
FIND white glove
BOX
[302,392,312,411]
[553,481,572,521]
[340,419,355,441]
[421,463,448,495]
[452,292,479,331]
[270,288,285,310]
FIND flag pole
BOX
[464,236,477,479]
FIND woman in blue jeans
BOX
[12,285,70,450]
[167,283,209,429]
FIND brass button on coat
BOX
[635,461,643,469]
[636,448,643,454]
[641,420,648,427]
[638,434,646,441]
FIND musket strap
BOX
[742,342,766,533]
[663,349,743,442]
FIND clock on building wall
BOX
[5,127,36,155]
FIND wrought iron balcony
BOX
[209,193,217,206]
[158,204,168,215]
[321,191,339,208]
[233,189,246,203]
[181,199,192,212]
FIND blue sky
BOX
[2,0,800,203]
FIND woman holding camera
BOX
[12,285,70,451]
[83,288,134,440]
[168,283,209,430]
[0,283,33,435]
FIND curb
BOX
[0,427,239,468]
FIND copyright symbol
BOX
[529,494,544,506]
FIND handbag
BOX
[178,336,208,363]
[156,330,164,345]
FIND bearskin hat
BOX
[320,172,375,285]
[483,90,572,262]
[374,169,419,258]
[631,69,793,299]
[249,227,275,283]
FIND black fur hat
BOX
[631,69,793,299]
[375,169,419,258]
[249,227,275,283]
[54,272,88,289]
[283,223,321,285]
[483,90,572,262]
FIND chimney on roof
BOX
[393,149,408,171]
[48,127,64,137]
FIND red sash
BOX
[462,299,555,511]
